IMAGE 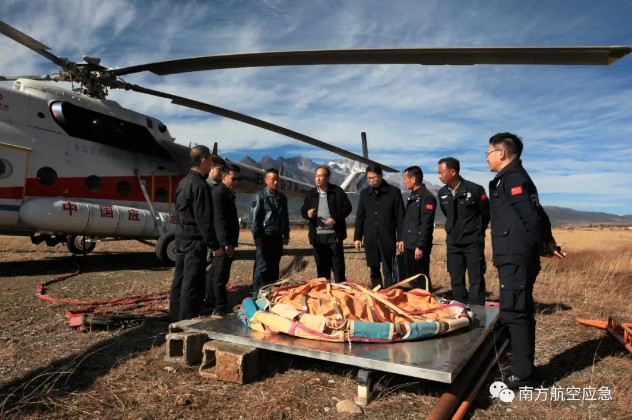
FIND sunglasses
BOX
[227,177,241,181]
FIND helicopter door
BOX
[0,143,31,226]
[151,172,172,212]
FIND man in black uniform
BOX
[169,146,223,322]
[208,163,241,316]
[354,164,405,289]
[437,157,490,305]
[400,166,436,291]
[301,166,352,283]
[486,132,566,389]
[250,168,290,294]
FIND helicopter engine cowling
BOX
[19,198,177,238]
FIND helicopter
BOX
[0,20,629,264]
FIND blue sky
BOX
[1,0,632,215]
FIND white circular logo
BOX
[499,388,515,403]
[489,381,507,398]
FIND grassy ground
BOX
[0,228,630,419]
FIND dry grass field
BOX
[0,228,631,419]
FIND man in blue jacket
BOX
[250,168,290,294]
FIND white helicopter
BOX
[0,20,629,264]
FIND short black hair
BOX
[438,157,460,173]
[265,168,279,177]
[404,166,423,183]
[489,132,524,158]
[211,155,226,167]
[190,145,211,167]
[365,164,382,176]
[316,165,331,177]
[222,163,240,175]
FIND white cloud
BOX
[1,0,631,214]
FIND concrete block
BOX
[199,341,259,384]
[164,331,208,365]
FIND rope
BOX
[36,259,239,326]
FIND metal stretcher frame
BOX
[185,304,499,383]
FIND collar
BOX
[495,159,522,179]
[314,183,331,196]
[411,184,426,197]
[448,177,463,193]
[261,187,277,198]
[190,170,205,180]
[367,180,390,195]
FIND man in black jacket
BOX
[169,145,223,322]
[204,155,225,308]
[301,166,352,283]
[437,157,490,305]
[207,163,241,315]
[354,164,405,289]
[401,166,436,291]
[486,132,566,389]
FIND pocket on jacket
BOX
[491,227,510,255]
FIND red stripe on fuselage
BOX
[0,175,185,203]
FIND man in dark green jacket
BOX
[250,168,290,294]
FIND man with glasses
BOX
[207,163,241,316]
[354,164,405,289]
[437,157,490,305]
[204,155,226,309]
[486,132,567,389]
[301,166,352,283]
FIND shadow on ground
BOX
[0,317,171,418]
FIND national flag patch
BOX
[511,186,523,196]
[481,194,488,200]
[426,204,434,210]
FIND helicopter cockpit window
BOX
[154,187,169,203]
[37,167,58,186]
[116,180,133,197]
[85,175,102,193]
[0,159,13,179]
[50,101,172,161]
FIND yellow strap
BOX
[349,284,416,322]
[384,273,429,291]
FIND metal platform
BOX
[185,305,499,383]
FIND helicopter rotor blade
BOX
[128,84,398,172]
[0,21,68,68]
[110,46,632,77]
[0,74,52,82]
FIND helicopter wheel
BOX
[156,232,176,266]
[66,235,96,255]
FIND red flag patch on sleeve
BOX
[481,194,488,200]
[511,186,523,196]
[426,204,434,210]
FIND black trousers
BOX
[313,233,346,283]
[447,241,487,305]
[403,247,432,291]
[369,239,394,289]
[169,238,206,322]
[498,263,539,380]
[206,252,234,311]
[253,235,284,293]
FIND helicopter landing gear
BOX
[156,232,176,266]
[66,235,96,255]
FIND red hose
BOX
[36,260,239,324]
